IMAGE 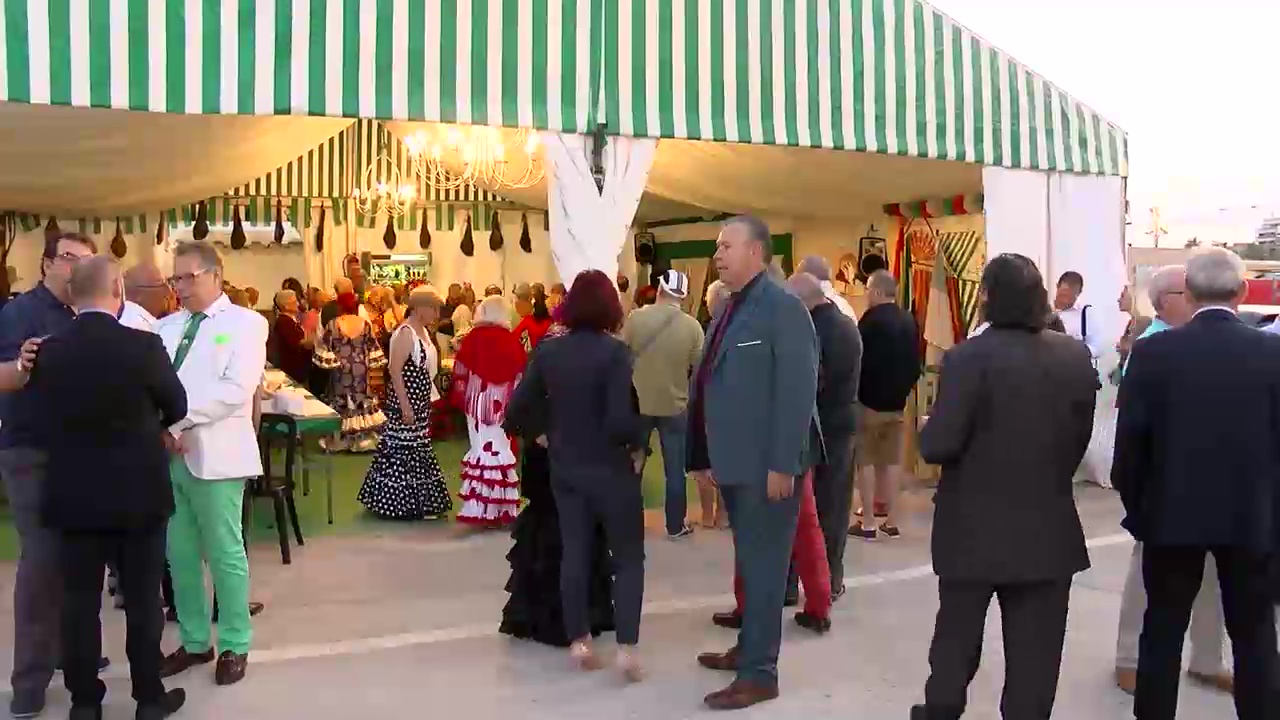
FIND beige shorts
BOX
[856,406,904,468]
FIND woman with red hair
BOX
[452,295,528,527]
[507,270,648,681]
[313,290,386,452]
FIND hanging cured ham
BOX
[518,213,532,253]
[230,205,247,250]
[488,210,503,251]
[109,219,127,258]
[419,206,431,249]
[460,214,474,257]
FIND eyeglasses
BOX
[167,269,211,286]
[50,251,90,264]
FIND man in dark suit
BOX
[786,271,862,597]
[25,256,189,720]
[1114,246,1280,720]
[910,254,1097,720]
[689,216,820,710]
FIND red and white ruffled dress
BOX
[451,325,527,527]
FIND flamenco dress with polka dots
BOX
[358,326,453,519]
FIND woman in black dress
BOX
[506,270,648,682]
[499,320,615,647]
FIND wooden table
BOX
[263,368,342,523]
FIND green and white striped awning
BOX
[227,121,357,199]
[601,0,1125,175]
[0,0,597,131]
[0,0,1126,176]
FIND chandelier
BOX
[351,154,416,218]
[403,124,544,191]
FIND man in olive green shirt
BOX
[622,270,705,538]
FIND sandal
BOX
[569,640,604,672]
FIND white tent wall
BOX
[981,167,1128,341]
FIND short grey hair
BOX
[69,255,121,305]
[785,272,825,306]
[796,256,832,283]
[1146,265,1186,311]
[1185,247,1246,304]
[173,240,223,273]
[474,295,511,328]
[723,215,773,263]
[867,269,897,297]
[706,279,731,319]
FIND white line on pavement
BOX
[2,533,1133,690]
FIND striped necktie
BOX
[171,312,207,370]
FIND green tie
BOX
[171,312,207,371]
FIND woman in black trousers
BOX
[507,269,648,682]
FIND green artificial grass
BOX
[0,435,679,562]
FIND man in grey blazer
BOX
[688,216,820,710]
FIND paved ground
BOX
[0,485,1239,718]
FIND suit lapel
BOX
[711,286,762,372]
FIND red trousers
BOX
[733,470,832,619]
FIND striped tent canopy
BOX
[15,196,348,235]
[0,0,597,130]
[600,0,1125,176]
[0,0,1126,177]
[226,121,357,199]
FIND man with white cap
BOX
[797,256,857,321]
[622,270,705,538]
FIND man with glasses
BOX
[154,242,267,688]
[0,232,99,718]
[1112,264,1233,696]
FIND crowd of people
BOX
[1,218,1279,719]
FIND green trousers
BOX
[167,459,253,655]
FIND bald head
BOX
[786,272,827,309]
[866,270,898,306]
[123,262,174,318]
[796,256,833,283]
[334,277,354,295]
[70,255,124,314]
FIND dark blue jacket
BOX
[506,329,645,488]
[1114,309,1280,552]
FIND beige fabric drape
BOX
[0,103,352,216]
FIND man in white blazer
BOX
[154,242,267,687]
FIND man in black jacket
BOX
[1114,246,1280,720]
[911,254,1097,720]
[786,272,862,596]
[26,256,188,720]
[851,270,921,539]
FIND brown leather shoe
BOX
[159,647,214,679]
[1114,666,1136,695]
[214,651,248,686]
[696,648,739,672]
[711,611,742,629]
[1187,670,1234,694]
[703,679,779,710]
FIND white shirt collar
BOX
[1192,305,1236,318]
[186,293,232,319]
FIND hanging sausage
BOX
[192,201,210,241]
[488,210,504,251]
[274,199,286,244]
[460,213,474,257]
[315,206,326,252]
[382,216,397,249]
[230,205,247,250]
[110,219,127,259]
[518,212,532,253]
[418,206,431,250]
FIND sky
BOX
[929,0,1279,246]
